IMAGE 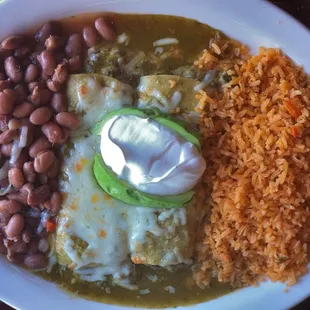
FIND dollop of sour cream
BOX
[100,115,206,196]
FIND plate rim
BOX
[0,0,310,310]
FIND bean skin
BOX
[28,86,52,106]
[0,199,22,214]
[94,17,116,41]
[50,92,67,113]
[28,81,44,93]
[23,161,37,183]
[8,118,21,130]
[14,83,29,102]
[27,238,38,254]
[4,56,23,83]
[45,35,64,51]
[29,107,53,125]
[0,90,15,114]
[41,122,62,144]
[27,184,51,206]
[14,46,31,59]
[29,136,52,158]
[0,79,13,92]
[34,150,55,173]
[46,158,60,179]
[4,239,27,254]
[8,167,25,189]
[13,149,29,169]
[24,253,48,269]
[0,129,17,144]
[35,22,59,43]
[37,50,57,76]
[1,143,12,157]
[55,112,79,130]
[65,33,83,58]
[1,36,24,50]
[52,63,68,85]
[82,26,100,48]
[24,64,40,83]
[67,55,83,73]
[13,102,35,119]
[46,79,60,92]
[5,214,24,239]
[22,227,32,244]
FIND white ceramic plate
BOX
[1,0,310,309]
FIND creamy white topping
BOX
[100,115,206,196]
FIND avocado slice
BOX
[92,107,203,208]
[93,154,194,208]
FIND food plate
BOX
[0,0,310,309]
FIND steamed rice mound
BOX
[195,47,310,287]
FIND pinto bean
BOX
[23,161,36,183]
[28,86,52,106]
[13,102,35,118]
[52,63,68,85]
[0,129,17,144]
[46,158,60,179]
[24,253,48,269]
[1,143,12,157]
[27,184,51,206]
[35,22,59,43]
[22,227,32,244]
[0,90,15,114]
[5,214,24,239]
[67,55,83,73]
[13,149,29,170]
[28,81,44,93]
[34,150,55,173]
[24,64,40,83]
[29,107,53,125]
[0,79,12,92]
[50,191,62,213]
[48,179,58,192]
[37,50,57,76]
[46,79,60,92]
[8,167,25,189]
[50,92,67,113]
[45,35,64,51]
[27,238,38,254]
[4,56,23,83]
[65,33,83,58]
[0,199,22,214]
[14,83,29,102]
[29,136,52,158]
[41,122,62,144]
[8,118,21,130]
[55,112,79,130]
[0,211,11,225]
[4,239,27,254]
[14,46,31,59]
[94,17,116,41]
[1,36,24,50]
[82,26,100,48]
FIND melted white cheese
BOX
[58,135,134,287]
[100,115,206,196]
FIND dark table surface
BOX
[1,0,310,310]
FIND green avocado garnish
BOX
[92,107,202,208]
[91,107,202,151]
[93,154,194,208]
